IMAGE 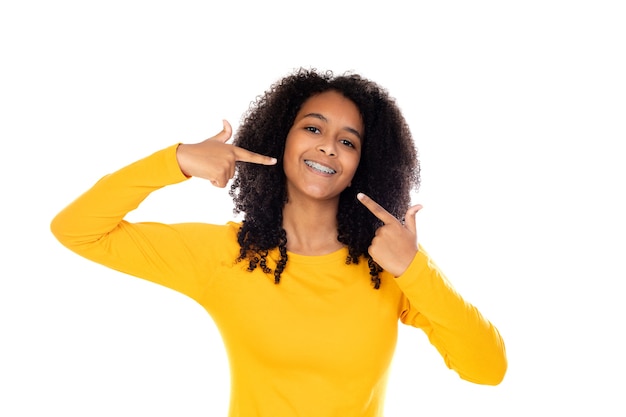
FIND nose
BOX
[316,136,337,157]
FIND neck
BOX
[282,198,343,256]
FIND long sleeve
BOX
[50,144,221,301]
[394,246,507,385]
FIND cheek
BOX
[282,137,298,170]
[282,139,292,160]
[348,153,361,176]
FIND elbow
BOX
[460,341,508,386]
[50,209,81,250]
[50,210,72,247]
[469,319,508,386]
[479,353,507,386]
[457,354,507,386]
[50,212,65,244]
[449,329,508,386]
[486,330,508,385]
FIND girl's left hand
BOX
[357,193,423,277]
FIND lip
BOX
[304,159,337,175]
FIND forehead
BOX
[297,91,363,128]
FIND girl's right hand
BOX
[176,120,277,187]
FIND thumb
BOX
[403,204,423,234]
[212,119,233,143]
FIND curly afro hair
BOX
[229,68,420,289]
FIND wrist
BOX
[175,143,192,178]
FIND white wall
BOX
[1,1,625,415]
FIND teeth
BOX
[305,160,336,174]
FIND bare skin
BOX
[281,198,344,255]
[176,120,277,187]
[280,91,363,256]
[357,193,423,277]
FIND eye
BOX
[305,126,321,134]
[340,139,355,148]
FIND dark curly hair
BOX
[229,68,419,289]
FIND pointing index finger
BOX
[234,146,277,166]
[357,193,398,225]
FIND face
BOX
[283,90,363,203]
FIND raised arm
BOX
[357,193,507,385]
[50,121,277,299]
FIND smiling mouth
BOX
[304,160,336,174]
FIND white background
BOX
[2,1,625,416]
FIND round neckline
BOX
[285,246,349,265]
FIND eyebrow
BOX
[302,113,363,141]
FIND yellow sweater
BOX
[51,145,506,416]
